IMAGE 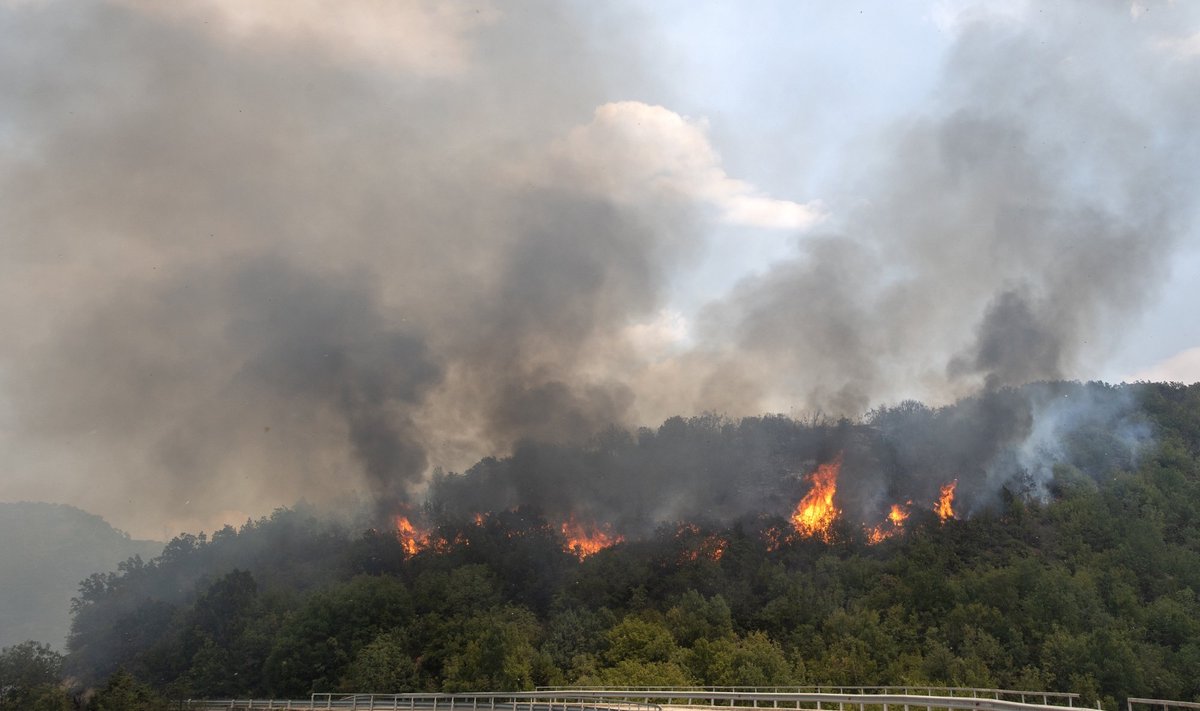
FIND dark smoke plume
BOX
[428,382,1153,536]
[949,289,1063,390]
[0,0,1196,537]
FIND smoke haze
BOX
[0,0,1196,537]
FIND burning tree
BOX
[790,454,843,542]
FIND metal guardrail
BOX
[510,691,1097,711]
[1127,700,1200,711]
[184,693,664,711]
[537,689,1083,707]
[182,691,1101,711]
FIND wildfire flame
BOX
[394,515,431,555]
[791,454,843,542]
[561,516,623,559]
[936,480,957,521]
[762,524,788,552]
[674,524,727,562]
[432,532,468,552]
[866,501,910,544]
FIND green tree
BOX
[579,659,693,686]
[666,591,733,646]
[603,617,678,665]
[88,670,167,711]
[442,607,541,692]
[685,632,790,686]
[341,631,419,693]
[540,607,612,671]
[264,575,412,696]
[0,641,71,711]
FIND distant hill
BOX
[0,501,162,650]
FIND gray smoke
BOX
[0,0,1196,537]
[694,6,1198,415]
[949,288,1063,391]
[0,0,679,535]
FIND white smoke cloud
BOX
[545,101,825,231]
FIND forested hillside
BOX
[0,503,162,650]
[13,382,1200,709]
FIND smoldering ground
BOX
[0,0,1196,537]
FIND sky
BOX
[1,0,1198,539]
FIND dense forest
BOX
[4,381,1200,711]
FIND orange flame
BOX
[561,517,623,559]
[701,535,727,561]
[394,515,431,555]
[675,525,727,562]
[762,524,789,551]
[866,501,910,544]
[432,532,468,552]
[935,480,957,521]
[791,454,843,542]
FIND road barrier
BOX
[1127,700,1200,711]
[537,688,1084,707]
[182,688,1102,711]
[184,693,665,711]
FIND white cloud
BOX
[623,309,692,359]
[121,0,499,75]
[1156,30,1200,57]
[928,0,1032,34]
[549,101,824,231]
[1127,346,1200,383]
